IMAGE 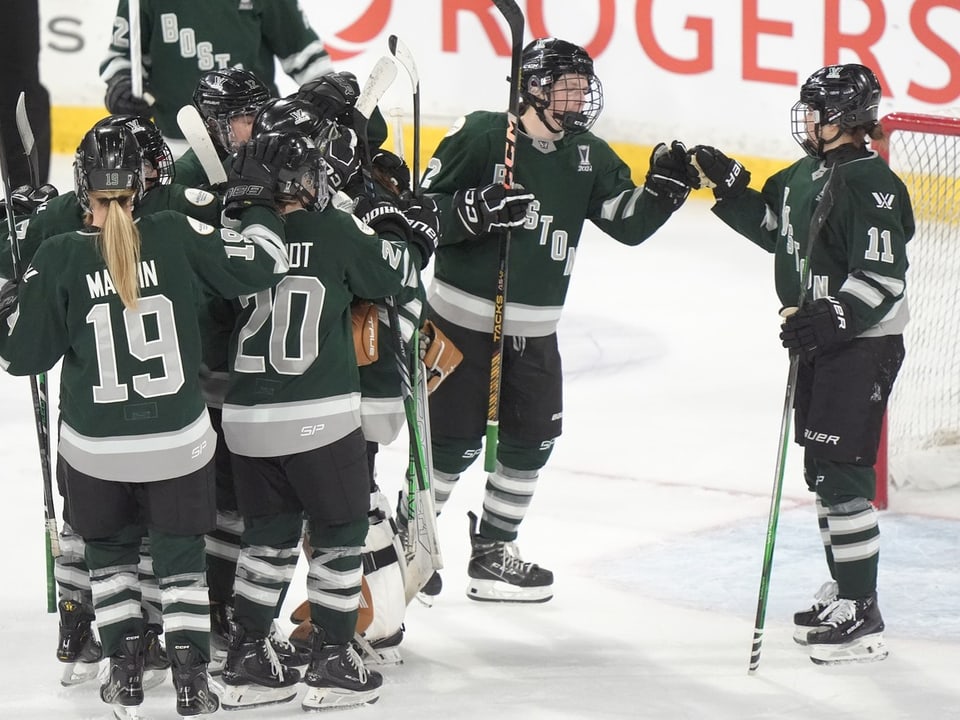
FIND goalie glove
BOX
[779,297,857,362]
[420,319,463,394]
[453,183,534,237]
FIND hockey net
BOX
[875,112,960,508]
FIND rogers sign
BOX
[326,0,960,105]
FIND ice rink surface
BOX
[0,157,957,719]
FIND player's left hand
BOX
[779,297,857,361]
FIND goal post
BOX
[875,111,960,509]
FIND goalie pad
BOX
[420,320,463,394]
[352,301,379,366]
[357,491,407,645]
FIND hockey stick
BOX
[483,0,524,472]
[176,105,227,186]
[747,168,838,673]
[2,101,60,613]
[387,35,420,194]
[354,57,441,566]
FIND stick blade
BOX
[356,56,398,121]
[15,93,35,157]
[176,105,227,185]
[388,35,419,89]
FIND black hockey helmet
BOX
[94,114,175,187]
[192,68,271,151]
[74,125,144,212]
[253,97,328,143]
[259,130,328,212]
[791,64,882,157]
[519,38,603,134]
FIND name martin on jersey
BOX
[86,260,160,299]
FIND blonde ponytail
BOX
[92,190,141,309]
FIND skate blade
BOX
[466,579,553,603]
[364,646,403,666]
[60,660,103,686]
[111,704,145,720]
[217,679,298,710]
[809,634,888,665]
[414,591,436,607]
[301,686,380,711]
[792,626,812,646]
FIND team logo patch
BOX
[871,192,895,209]
[577,145,592,172]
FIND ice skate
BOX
[57,598,103,685]
[792,580,838,644]
[302,627,382,711]
[100,632,145,708]
[465,511,553,603]
[416,570,443,606]
[807,593,889,665]
[141,623,170,690]
[170,643,220,716]
[219,625,300,710]
[354,627,404,666]
[208,602,231,676]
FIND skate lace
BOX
[261,637,287,681]
[812,580,839,608]
[500,542,534,573]
[268,621,296,654]
[344,644,369,684]
[818,598,856,627]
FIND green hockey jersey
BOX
[0,207,288,483]
[100,0,332,139]
[421,110,676,337]
[222,205,417,457]
[711,150,915,336]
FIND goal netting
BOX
[876,112,960,504]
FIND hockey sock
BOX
[233,513,301,637]
[306,518,367,644]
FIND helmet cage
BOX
[265,131,329,212]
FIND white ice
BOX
[0,158,958,719]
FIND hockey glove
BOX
[643,141,696,209]
[453,183,534,237]
[223,135,291,219]
[779,297,857,362]
[104,74,154,117]
[403,196,440,269]
[295,71,360,122]
[322,126,361,191]
[353,196,412,243]
[0,184,58,216]
[688,145,750,199]
[420,319,463,394]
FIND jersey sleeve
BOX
[709,175,787,254]
[0,243,70,376]
[180,207,289,299]
[835,170,914,332]
[334,209,412,301]
[585,142,676,246]
[259,0,332,84]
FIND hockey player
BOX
[418,37,694,603]
[100,0,332,151]
[217,128,438,710]
[0,124,292,715]
[175,68,273,188]
[687,63,913,664]
[0,113,223,687]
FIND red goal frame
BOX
[874,111,960,509]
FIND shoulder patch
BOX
[444,115,466,138]
[187,216,216,235]
[185,188,216,207]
